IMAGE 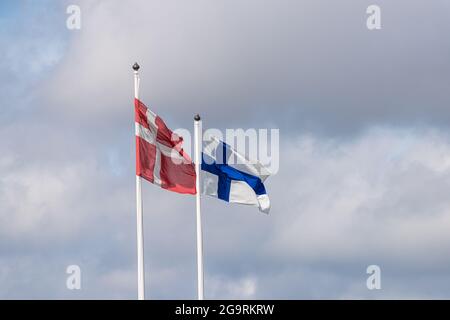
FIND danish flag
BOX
[134,98,196,194]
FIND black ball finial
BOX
[132,62,140,71]
[194,114,201,121]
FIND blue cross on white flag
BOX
[201,136,271,213]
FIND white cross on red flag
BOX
[134,98,196,194]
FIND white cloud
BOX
[257,127,450,297]
[2,116,450,298]
[208,276,257,299]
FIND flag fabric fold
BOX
[200,136,271,213]
[135,98,196,195]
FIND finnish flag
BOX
[201,136,271,213]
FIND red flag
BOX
[135,99,196,194]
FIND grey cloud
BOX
[40,0,450,135]
[2,0,450,300]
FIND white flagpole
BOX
[133,62,146,300]
[194,114,204,300]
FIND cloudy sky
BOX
[1,0,450,299]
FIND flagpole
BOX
[133,62,146,300]
[194,114,204,300]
